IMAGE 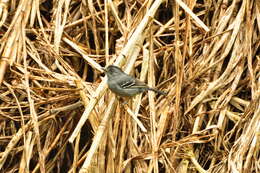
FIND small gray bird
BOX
[104,65,167,97]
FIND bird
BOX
[103,65,167,97]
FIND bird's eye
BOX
[108,68,114,73]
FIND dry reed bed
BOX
[0,0,259,172]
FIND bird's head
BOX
[104,65,123,79]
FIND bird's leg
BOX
[118,96,130,105]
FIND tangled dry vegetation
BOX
[0,0,259,172]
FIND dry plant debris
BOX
[0,0,259,172]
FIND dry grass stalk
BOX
[0,0,259,172]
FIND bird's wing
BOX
[116,73,147,89]
[132,79,147,87]
[122,78,147,89]
[120,77,136,88]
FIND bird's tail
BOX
[147,88,168,95]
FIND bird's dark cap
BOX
[103,65,122,73]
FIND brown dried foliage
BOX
[0,0,259,172]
